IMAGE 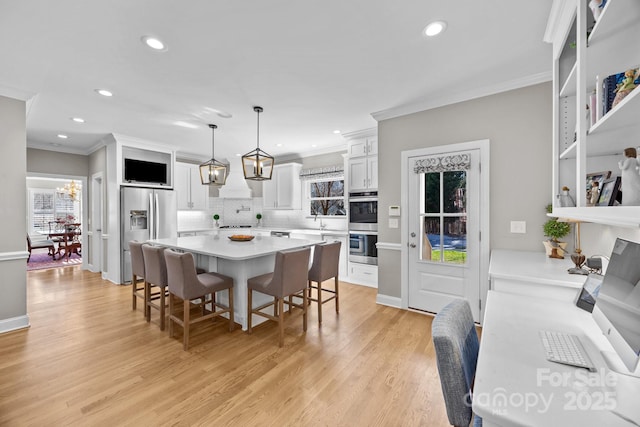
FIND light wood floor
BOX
[0,266,450,426]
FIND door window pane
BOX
[443,171,466,214]
[442,217,467,264]
[424,173,440,213]
[421,217,440,261]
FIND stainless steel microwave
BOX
[349,192,377,231]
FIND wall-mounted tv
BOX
[124,158,168,185]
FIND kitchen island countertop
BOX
[148,235,316,261]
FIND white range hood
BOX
[218,167,253,199]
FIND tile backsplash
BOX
[177,197,347,231]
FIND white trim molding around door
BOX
[400,139,490,324]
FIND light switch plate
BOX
[389,218,399,228]
[510,221,526,234]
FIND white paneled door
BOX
[407,146,482,321]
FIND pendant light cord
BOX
[256,109,260,150]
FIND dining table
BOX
[147,234,317,330]
[39,225,81,260]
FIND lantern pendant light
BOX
[199,124,228,185]
[242,106,274,180]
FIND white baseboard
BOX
[376,294,401,308]
[0,315,30,334]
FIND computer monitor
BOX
[592,238,640,375]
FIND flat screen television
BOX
[592,238,640,375]
[124,158,168,185]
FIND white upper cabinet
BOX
[545,0,640,227]
[175,162,208,210]
[348,137,377,158]
[347,136,378,192]
[263,163,302,210]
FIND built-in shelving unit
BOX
[546,0,640,227]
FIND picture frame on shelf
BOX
[586,171,611,205]
[596,177,621,206]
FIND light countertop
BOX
[148,235,317,261]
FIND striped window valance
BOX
[413,153,471,173]
[299,165,344,180]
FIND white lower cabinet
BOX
[348,262,378,288]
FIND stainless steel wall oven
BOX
[348,191,377,231]
[349,231,378,265]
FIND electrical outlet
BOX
[510,221,527,234]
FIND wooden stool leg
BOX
[169,293,175,338]
[335,277,339,313]
[132,275,137,310]
[145,281,151,322]
[228,288,234,331]
[183,298,190,351]
[303,291,308,332]
[247,289,253,334]
[317,280,322,324]
[278,298,285,347]
[159,287,166,331]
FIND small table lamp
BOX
[568,220,589,275]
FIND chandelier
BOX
[241,106,274,181]
[57,180,81,201]
[199,124,228,185]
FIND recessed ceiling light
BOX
[95,89,113,97]
[276,143,283,147]
[57,134,68,139]
[311,144,317,148]
[141,36,167,51]
[333,130,341,134]
[71,117,85,123]
[424,21,447,37]
[235,153,241,157]
[174,121,198,129]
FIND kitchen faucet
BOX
[314,213,327,230]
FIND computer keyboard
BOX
[539,330,596,372]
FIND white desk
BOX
[148,235,316,330]
[489,249,587,302]
[474,291,640,426]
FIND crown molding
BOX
[341,127,377,140]
[0,84,35,101]
[371,71,552,122]
[26,142,94,156]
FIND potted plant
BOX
[543,206,571,259]
[213,214,220,227]
[256,213,262,226]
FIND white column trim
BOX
[376,294,401,308]
[376,242,402,251]
[0,315,30,334]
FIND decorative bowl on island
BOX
[228,234,255,242]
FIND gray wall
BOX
[377,82,553,298]
[0,95,27,327]
[27,148,89,176]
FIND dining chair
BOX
[247,247,311,347]
[307,241,341,324]
[128,241,147,315]
[26,234,56,262]
[164,249,234,351]
[432,299,482,427]
[142,245,170,330]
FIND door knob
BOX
[410,232,416,237]
[409,243,416,248]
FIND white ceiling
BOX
[0,1,553,162]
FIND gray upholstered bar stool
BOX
[307,241,341,324]
[164,249,234,351]
[247,247,311,347]
[142,244,170,331]
[129,241,147,316]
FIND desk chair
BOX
[247,247,311,347]
[432,299,482,427]
[164,250,234,351]
[307,241,341,324]
[128,241,147,315]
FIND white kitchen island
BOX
[148,234,316,330]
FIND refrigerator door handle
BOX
[154,193,159,240]
[149,193,155,240]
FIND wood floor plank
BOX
[0,266,451,426]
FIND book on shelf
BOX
[593,68,639,125]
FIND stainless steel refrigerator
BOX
[121,186,177,283]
